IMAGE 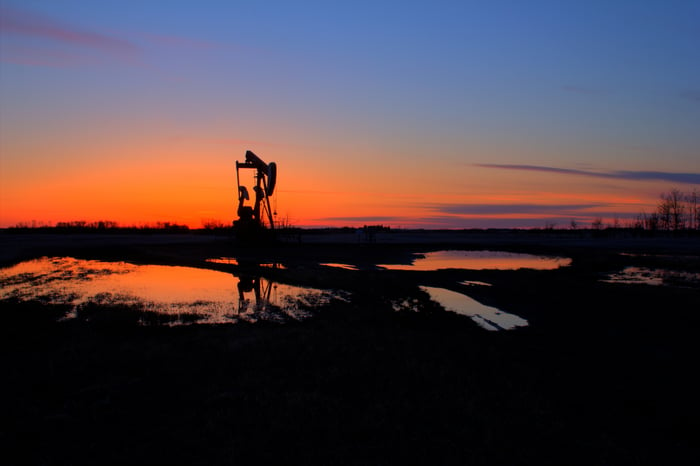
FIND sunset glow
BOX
[1,1,698,229]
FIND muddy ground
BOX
[1,230,699,465]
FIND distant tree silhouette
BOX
[686,189,699,230]
[657,189,686,231]
[201,219,227,230]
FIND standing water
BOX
[0,257,345,325]
[379,250,571,271]
[420,286,528,331]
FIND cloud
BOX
[476,164,700,184]
[0,45,85,67]
[436,203,604,216]
[417,216,576,229]
[613,171,700,184]
[319,216,402,223]
[680,90,700,103]
[318,215,600,230]
[0,6,139,65]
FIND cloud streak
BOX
[436,203,604,216]
[0,6,139,65]
[476,164,700,184]
[319,216,402,223]
[680,89,700,103]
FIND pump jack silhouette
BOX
[233,150,277,240]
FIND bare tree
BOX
[658,195,671,230]
[686,189,699,230]
[658,189,686,230]
[646,212,660,231]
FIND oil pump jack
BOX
[233,150,277,240]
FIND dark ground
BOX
[1,230,699,465]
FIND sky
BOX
[1,0,699,229]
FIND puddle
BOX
[320,263,359,271]
[601,267,700,288]
[420,286,528,331]
[379,250,570,271]
[206,258,286,269]
[206,257,239,265]
[459,280,492,287]
[0,257,344,325]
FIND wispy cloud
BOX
[319,216,402,223]
[418,216,576,229]
[313,214,599,229]
[436,203,604,216]
[680,89,700,103]
[476,164,700,184]
[0,6,139,66]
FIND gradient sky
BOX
[1,0,699,229]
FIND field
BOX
[1,230,699,465]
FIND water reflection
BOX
[420,286,528,331]
[602,267,700,288]
[320,263,359,270]
[207,257,286,269]
[0,257,343,325]
[234,275,342,323]
[379,250,570,271]
[459,280,492,287]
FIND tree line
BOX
[634,188,699,231]
[7,220,190,232]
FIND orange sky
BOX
[0,135,681,229]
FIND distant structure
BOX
[233,150,277,240]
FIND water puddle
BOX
[420,286,528,331]
[601,267,700,288]
[0,257,344,325]
[378,250,570,271]
[320,263,359,270]
[206,258,286,269]
[459,280,492,287]
[206,257,239,265]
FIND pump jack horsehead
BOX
[233,150,277,240]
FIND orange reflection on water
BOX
[0,257,339,325]
[107,264,237,303]
[2,257,235,303]
[420,286,528,331]
[380,250,571,271]
[320,263,359,270]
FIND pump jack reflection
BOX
[235,274,275,315]
[230,263,320,322]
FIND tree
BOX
[202,219,226,230]
[686,189,699,230]
[658,189,685,230]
